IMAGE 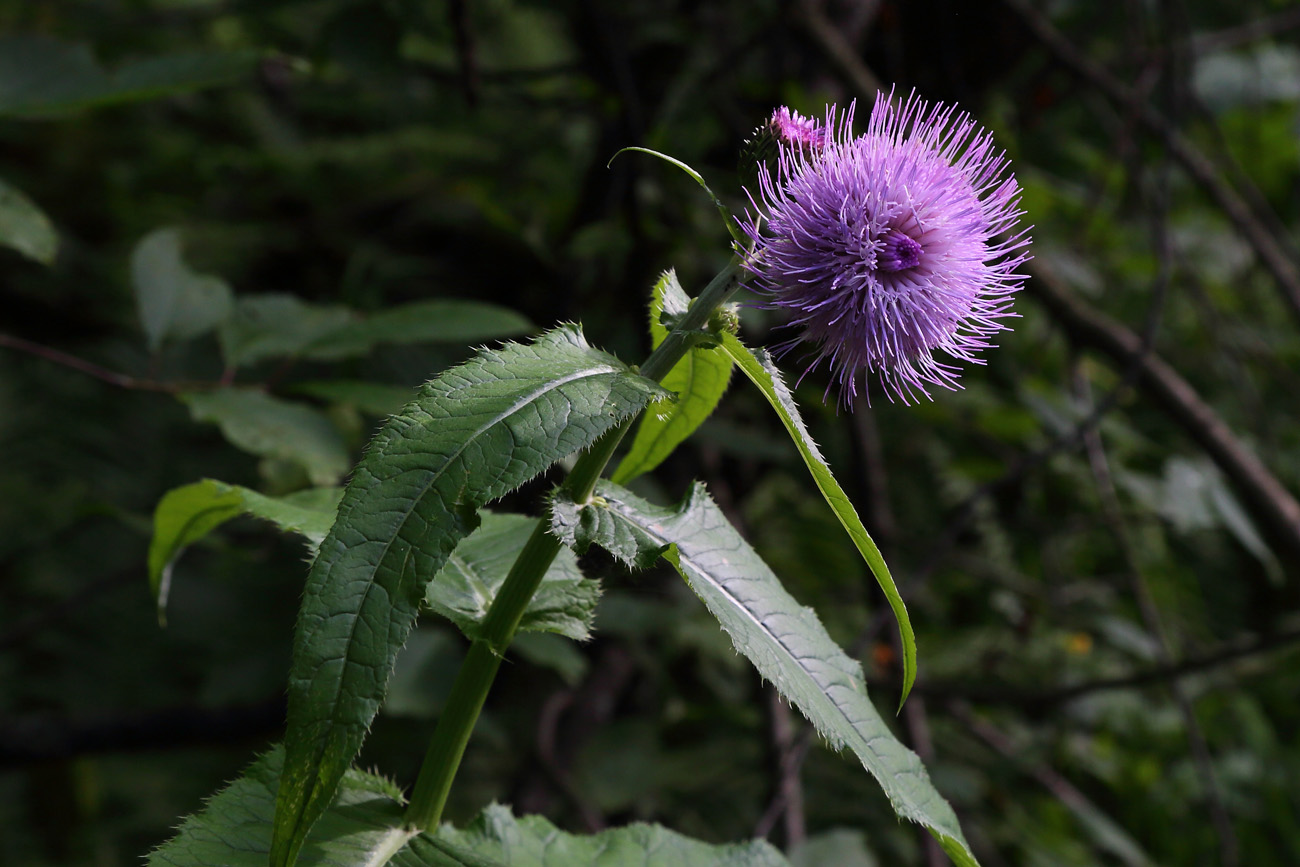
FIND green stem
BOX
[403,258,744,831]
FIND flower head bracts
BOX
[769,106,827,151]
[739,92,1031,405]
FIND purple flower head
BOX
[739,92,1031,405]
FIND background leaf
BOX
[611,269,732,485]
[0,176,57,264]
[219,296,533,369]
[183,389,350,486]
[147,479,343,622]
[0,34,256,117]
[551,480,977,867]
[719,334,916,704]
[218,294,357,369]
[131,228,233,353]
[271,325,666,867]
[426,510,600,642]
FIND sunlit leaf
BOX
[271,325,667,867]
[718,333,916,704]
[152,747,788,867]
[612,269,732,484]
[147,479,342,623]
[551,480,977,867]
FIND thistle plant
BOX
[148,89,1027,867]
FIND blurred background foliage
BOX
[3,1,1300,865]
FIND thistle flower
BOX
[739,92,1030,405]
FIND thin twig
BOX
[880,618,1300,708]
[1076,364,1240,866]
[1004,0,1300,328]
[1191,6,1300,54]
[0,332,212,393]
[950,701,1156,867]
[1026,258,1300,564]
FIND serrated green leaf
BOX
[0,176,57,264]
[552,480,977,867]
[426,510,600,641]
[218,294,358,369]
[131,228,234,353]
[152,746,786,867]
[0,34,256,117]
[422,802,789,867]
[184,389,351,486]
[272,325,667,867]
[611,269,732,484]
[718,333,916,705]
[148,479,343,623]
[149,747,416,867]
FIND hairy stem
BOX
[404,258,743,830]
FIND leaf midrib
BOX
[600,494,948,825]
[311,361,623,728]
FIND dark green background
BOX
[3,1,1298,864]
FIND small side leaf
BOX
[552,481,977,867]
[271,325,666,867]
[426,511,600,642]
[718,333,917,705]
[611,269,732,485]
[183,389,351,487]
[148,479,343,623]
[131,228,233,353]
[0,176,57,264]
[150,746,787,867]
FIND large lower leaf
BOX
[152,747,787,867]
[147,479,343,623]
[718,334,916,703]
[611,269,732,484]
[272,325,666,867]
[426,511,599,642]
[551,481,977,867]
[421,803,789,866]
